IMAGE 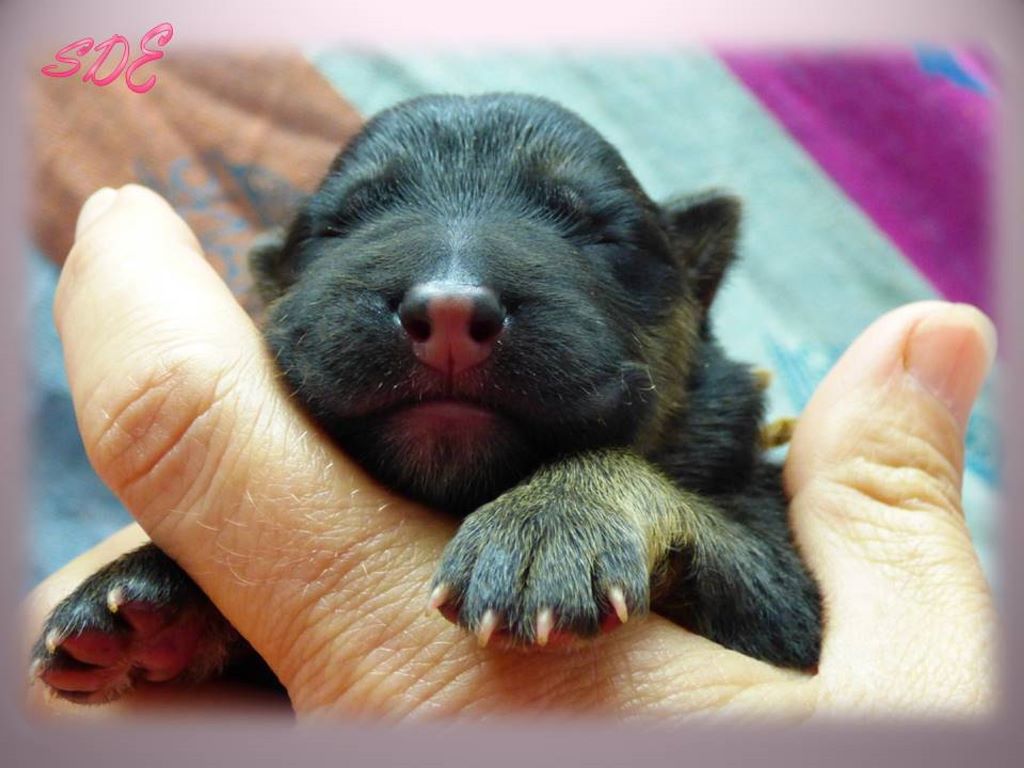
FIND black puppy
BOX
[32,94,821,703]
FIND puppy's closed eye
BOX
[313,171,408,240]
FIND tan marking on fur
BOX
[632,298,702,454]
[523,449,718,578]
[753,368,773,391]
[761,417,797,449]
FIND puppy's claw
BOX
[44,629,62,655]
[106,586,125,614]
[426,583,449,614]
[477,610,498,648]
[608,586,629,624]
[535,608,554,646]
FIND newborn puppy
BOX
[32,94,822,703]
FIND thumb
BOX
[785,301,996,713]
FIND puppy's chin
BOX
[381,401,502,480]
[361,403,538,513]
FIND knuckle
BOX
[823,415,964,521]
[80,343,248,511]
[833,454,961,520]
[802,417,976,581]
[812,474,973,582]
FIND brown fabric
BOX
[32,50,364,314]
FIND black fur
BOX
[34,94,822,703]
[258,94,821,664]
[258,95,688,513]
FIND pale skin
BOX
[25,185,997,720]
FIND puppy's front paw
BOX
[430,489,650,647]
[30,544,238,704]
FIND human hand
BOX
[26,184,996,720]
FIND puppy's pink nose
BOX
[398,283,506,374]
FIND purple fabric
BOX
[721,50,994,315]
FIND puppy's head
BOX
[252,94,739,512]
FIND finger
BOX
[785,301,996,713]
[54,185,457,697]
[74,186,118,241]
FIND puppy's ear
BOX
[248,226,291,305]
[663,191,741,310]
